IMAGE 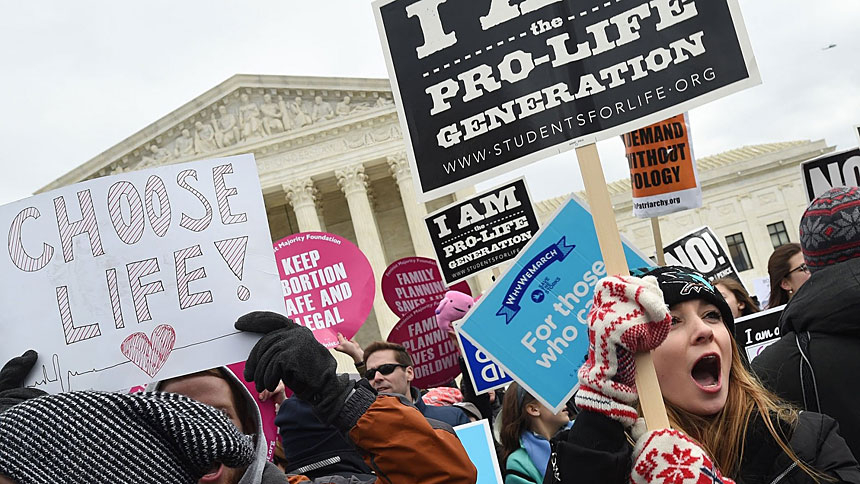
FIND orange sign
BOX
[622,113,696,198]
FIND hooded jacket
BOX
[151,368,287,484]
[544,410,860,483]
[753,257,860,459]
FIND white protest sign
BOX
[373,0,760,200]
[0,155,283,392]
[734,305,784,363]
[663,226,741,284]
[800,148,860,203]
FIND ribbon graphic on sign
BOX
[496,237,575,324]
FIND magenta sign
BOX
[227,361,279,461]
[381,257,471,317]
[387,300,461,389]
[273,232,374,348]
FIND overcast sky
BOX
[0,0,857,206]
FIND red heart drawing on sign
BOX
[120,324,176,377]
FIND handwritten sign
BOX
[381,256,471,317]
[624,113,701,217]
[387,300,461,389]
[1,155,283,392]
[459,196,652,412]
[425,178,539,285]
[273,232,374,348]
[373,0,760,200]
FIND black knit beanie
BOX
[641,265,734,329]
[0,391,255,484]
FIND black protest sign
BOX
[425,178,539,285]
[373,0,759,200]
[663,226,741,283]
[800,148,860,203]
[734,305,784,363]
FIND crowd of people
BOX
[1,186,860,483]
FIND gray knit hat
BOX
[0,391,255,484]
[800,186,860,272]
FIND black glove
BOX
[235,311,354,422]
[0,350,48,413]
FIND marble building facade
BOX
[41,74,834,364]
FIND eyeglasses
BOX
[364,363,408,380]
[787,263,810,275]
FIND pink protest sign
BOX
[387,300,461,389]
[381,257,471,318]
[273,232,374,348]
[227,361,280,461]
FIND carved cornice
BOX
[38,74,398,193]
[257,116,402,175]
[335,164,369,197]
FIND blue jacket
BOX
[411,387,470,427]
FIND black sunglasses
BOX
[365,363,408,380]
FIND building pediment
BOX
[39,74,397,193]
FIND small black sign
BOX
[373,0,760,200]
[425,178,539,285]
[663,226,741,284]
[734,305,784,363]
[800,148,860,203]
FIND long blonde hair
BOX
[662,338,825,481]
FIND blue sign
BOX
[459,196,653,412]
[454,420,503,484]
[458,332,512,394]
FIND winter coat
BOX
[543,410,860,484]
[288,393,477,484]
[753,258,860,460]
[504,447,543,484]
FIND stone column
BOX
[336,163,399,337]
[387,152,435,258]
[283,178,322,232]
[283,177,352,371]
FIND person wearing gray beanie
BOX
[0,390,255,484]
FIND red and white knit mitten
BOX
[631,428,736,484]
[576,275,671,427]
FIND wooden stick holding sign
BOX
[651,217,666,266]
[575,143,670,431]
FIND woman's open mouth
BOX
[690,353,722,393]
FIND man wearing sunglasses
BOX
[362,341,470,427]
[754,186,860,460]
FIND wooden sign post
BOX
[651,217,666,266]
[576,143,670,430]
